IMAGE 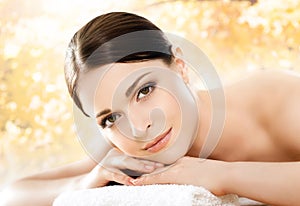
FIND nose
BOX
[128,108,152,139]
[131,123,151,139]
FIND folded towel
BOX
[53,184,239,206]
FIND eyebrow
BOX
[125,72,152,97]
[96,72,152,119]
[96,108,111,118]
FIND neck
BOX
[186,90,213,158]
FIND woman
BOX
[2,12,300,206]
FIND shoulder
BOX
[225,69,300,129]
[225,70,300,159]
[251,70,300,156]
[238,69,300,117]
[227,69,300,101]
[249,70,300,107]
[250,69,300,86]
[232,69,300,88]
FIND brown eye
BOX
[140,87,150,94]
[137,83,155,101]
[101,113,121,128]
[107,115,116,123]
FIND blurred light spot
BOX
[11,62,18,69]
[54,126,63,134]
[25,128,32,136]
[176,16,185,27]
[34,132,52,148]
[43,98,61,120]
[279,59,292,68]
[32,72,42,82]
[200,31,208,38]
[4,44,20,59]
[20,80,27,87]
[5,121,21,138]
[271,51,278,57]
[33,129,43,139]
[34,115,42,124]
[0,84,7,91]
[6,102,17,111]
[246,63,257,72]
[29,95,42,110]
[19,136,28,144]
[46,84,56,92]
[30,49,42,57]
[272,20,283,36]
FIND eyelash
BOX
[136,82,156,102]
[100,113,121,129]
[100,82,156,128]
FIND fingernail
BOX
[127,178,134,186]
[155,162,164,167]
[145,165,154,170]
[130,179,140,185]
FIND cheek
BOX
[106,129,125,145]
[102,129,123,146]
[105,129,137,151]
[156,92,181,122]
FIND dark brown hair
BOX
[64,12,174,116]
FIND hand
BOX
[78,148,164,188]
[132,156,229,196]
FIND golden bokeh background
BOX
[1,0,300,188]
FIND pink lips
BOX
[143,128,172,153]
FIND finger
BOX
[121,157,158,173]
[103,152,151,172]
[139,160,164,168]
[103,149,164,173]
[132,172,166,186]
[102,167,134,186]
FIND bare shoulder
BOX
[227,69,300,102]
[249,69,300,87]
[248,70,300,108]
[248,70,300,158]
[230,69,300,88]
[224,70,300,160]
[225,70,300,107]
[23,157,97,180]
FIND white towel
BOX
[53,184,239,206]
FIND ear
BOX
[172,46,189,84]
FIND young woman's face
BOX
[78,59,199,164]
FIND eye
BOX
[100,113,121,128]
[136,83,156,101]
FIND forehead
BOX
[77,59,170,117]
[99,59,168,89]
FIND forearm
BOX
[1,175,83,206]
[225,161,300,206]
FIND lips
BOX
[143,128,172,153]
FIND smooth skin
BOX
[2,59,300,206]
[132,63,300,206]
[131,68,300,206]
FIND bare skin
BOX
[135,70,300,206]
[2,69,300,206]
[190,70,300,162]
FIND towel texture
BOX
[53,184,239,206]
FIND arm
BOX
[226,161,300,206]
[134,157,300,206]
[1,149,164,206]
[1,158,96,206]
